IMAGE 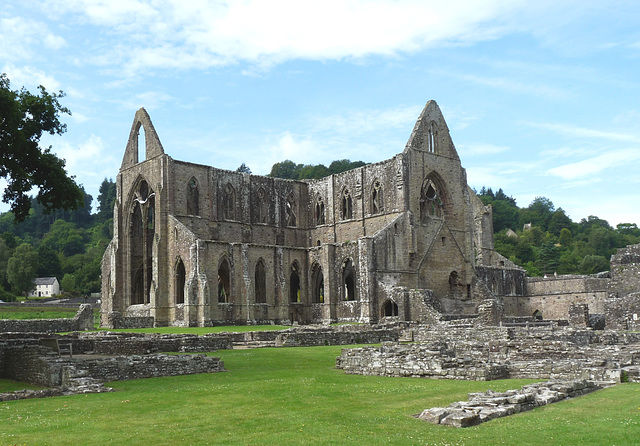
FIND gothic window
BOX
[129,179,155,306]
[382,300,398,317]
[420,179,443,222]
[315,196,325,225]
[341,188,353,220]
[428,121,437,153]
[175,258,186,304]
[218,258,231,303]
[255,260,266,304]
[289,262,301,303]
[311,263,324,303]
[371,180,383,214]
[187,177,199,216]
[284,192,297,227]
[257,188,268,224]
[342,259,356,301]
[222,183,236,221]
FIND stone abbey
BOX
[101,101,640,329]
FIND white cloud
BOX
[39,0,527,74]
[113,91,176,112]
[1,64,61,91]
[526,122,640,143]
[0,16,65,61]
[547,149,640,180]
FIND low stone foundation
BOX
[418,380,601,427]
[0,304,94,332]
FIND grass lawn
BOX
[97,325,290,334]
[1,345,638,445]
[0,306,80,320]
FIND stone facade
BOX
[101,101,518,327]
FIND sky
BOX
[2,0,640,226]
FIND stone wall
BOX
[0,304,94,333]
[337,326,640,383]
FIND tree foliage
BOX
[0,74,84,221]
[478,187,640,276]
[268,159,367,180]
[6,243,38,295]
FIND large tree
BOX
[6,242,38,296]
[0,73,83,221]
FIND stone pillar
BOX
[568,303,590,328]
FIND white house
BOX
[29,277,60,298]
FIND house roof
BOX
[34,277,58,286]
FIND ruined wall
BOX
[523,275,608,320]
[0,305,94,333]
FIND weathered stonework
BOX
[101,102,518,327]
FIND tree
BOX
[96,178,117,222]
[0,74,84,221]
[268,160,301,179]
[236,163,252,174]
[6,243,38,296]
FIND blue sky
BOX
[2,1,640,226]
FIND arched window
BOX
[371,180,383,214]
[129,179,155,306]
[284,192,297,227]
[449,271,460,297]
[222,183,236,220]
[290,262,301,303]
[218,258,231,303]
[420,178,443,222]
[315,196,325,225]
[341,188,353,220]
[255,260,266,304]
[175,258,186,304]
[427,121,437,153]
[382,300,398,317]
[311,263,324,303]
[187,177,199,216]
[342,259,356,301]
[257,188,268,224]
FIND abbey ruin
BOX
[100,101,640,329]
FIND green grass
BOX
[0,379,45,393]
[0,306,79,320]
[1,345,638,445]
[97,325,289,334]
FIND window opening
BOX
[255,260,266,304]
[290,263,301,303]
[312,264,324,303]
[175,259,185,304]
[285,193,297,227]
[341,188,353,220]
[218,259,231,303]
[342,259,356,301]
[371,180,383,214]
[187,177,200,216]
[382,300,398,317]
[315,196,325,225]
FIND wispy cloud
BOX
[525,122,640,143]
[1,64,61,91]
[458,143,510,157]
[547,149,640,180]
[311,106,422,135]
[35,0,528,75]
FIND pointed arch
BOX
[218,257,231,303]
[342,258,356,301]
[284,192,297,227]
[289,261,301,303]
[341,187,353,220]
[315,195,325,225]
[187,177,200,216]
[382,299,399,317]
[254,259,267,304]
[221,183,236,221]
[175,258,186,305]
[311,262,324,303]
[371,179,383,215]
[128,177,155,306]
[256,187,268,224]
[420,172,449,223]
[121,108,165,169]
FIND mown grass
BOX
[0,306,79,320]
[97,325,289,334]
[1,345,638,445]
